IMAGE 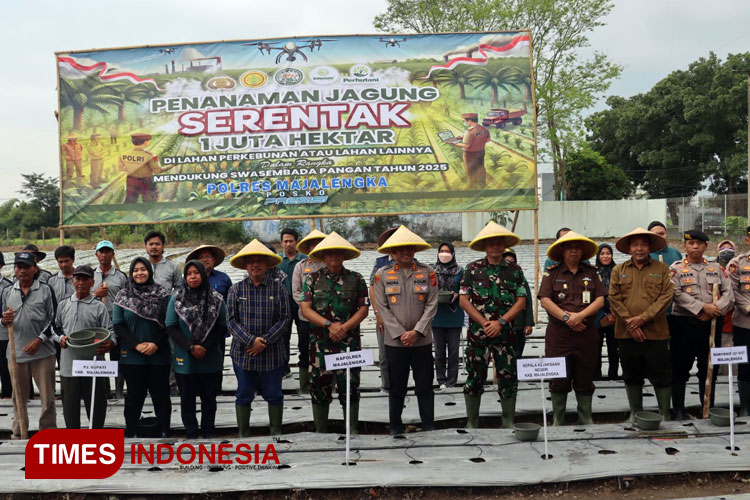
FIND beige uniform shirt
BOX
[670,258,733,317]
[373,259,438,348]
[292,257,326,321]
[118,146,160,178]
[728,252,750,328]
[87,141,105,160]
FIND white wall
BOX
[462,199,667,241]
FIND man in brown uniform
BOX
[118,132,170,203]
[609,228,673,422]
[373,226,438,435]
[454,113,490,189]
[62,132,83,181]
[87,133,106,188]
[670,229,733,419]
[538,231,607,425]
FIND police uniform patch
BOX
[729,263,738,274]
[390,296,398,304]
[418,294,424,301]
[707,267,715,272]
[429,271,437,287]
[685,287,692,293]
[375,274,381,283]
[304,268,312,273]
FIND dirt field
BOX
[2,472,750,500]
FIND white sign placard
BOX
[517,357,567,380]
[72,360,119,377]
[711,346,749,365]
[324,349,374,370]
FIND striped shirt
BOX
[228,274,290,372]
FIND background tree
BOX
[374,0,622,200]
[467,67,523,108]
[18,173,59,228]
[564,144,633,200]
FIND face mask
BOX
[438,252,453,264]
[719,249,735,262]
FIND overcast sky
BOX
[0,0,748,202]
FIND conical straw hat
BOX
[185,244,225,266]
[469,221,521,251]
[296,229,328,255]
[377,226,401,248]
[615,227,667,254]
[229,239,282,269]
[546,231,599,262]
[308,231,361,261]
[377,225,431,254]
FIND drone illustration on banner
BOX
[242,39,337,63]
[380,37,407,48]
[157,48,176,55]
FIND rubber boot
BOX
[654,386,672,420]
[268,404,283,436]
[115,375,125,399]
[464,394,481,428]
[739,381,750,417]
[500,395,516,429]
[672,383,686,421]
[417,394,435,431]
[575,392,594,425]
[312,402,330,433]
[624,385,643,424]
[551,392,568,426]
[298,367,310,395]
[343,402,359,435]
[235,405,251,438]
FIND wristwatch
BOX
[562,314,570,322]
[324,320,332,327]
[499,318,507,326]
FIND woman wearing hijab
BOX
[595,244,619,380]
[166,260,227,439]
[113,257,172,438]
[431,242,464,389]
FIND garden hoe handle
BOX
[7,313,28,439]
[703,286,720,419]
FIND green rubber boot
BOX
[268,404,283,436]
[312,403,330,433]
[654,386,672,420]
[298,367,310,394]
[500,395,516,429]
[738,381,750,418]
[575,392,594,425]
[464,394,481,428]
[624,385,643,424]
[344,402,359,435]
[235,405,251,438]
[551,392,568,426]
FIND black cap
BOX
[72,265,94,278]
[684,229,709,242]
[22,244,46,261]
[14,252,37,267]
[647,221,666,231]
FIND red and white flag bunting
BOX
[58,56,163,91]
[424,34,530,78]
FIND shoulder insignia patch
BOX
[429,271,437,287]
[375,274,381,284]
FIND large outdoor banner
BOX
[56,32,537,226]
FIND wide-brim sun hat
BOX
[229,239,282,269]
[469,221,521,251]
[546,231,599,262]
[377,225,431,254]
[615,227,667,254]
[377,226,401,248]
[297,229,328,256]
[308,231,361,261]
[185,244,225,266]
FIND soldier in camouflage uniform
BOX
[460,222,527,429]
[301,232,369,434]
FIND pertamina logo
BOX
[240,70,268,88]
[274,68,304,86]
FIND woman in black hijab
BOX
[165,260,227,439]
[113,257,172,437]
[431,242,464,389]
[595,244,619,380]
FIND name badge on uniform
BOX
[582,291,591,304]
